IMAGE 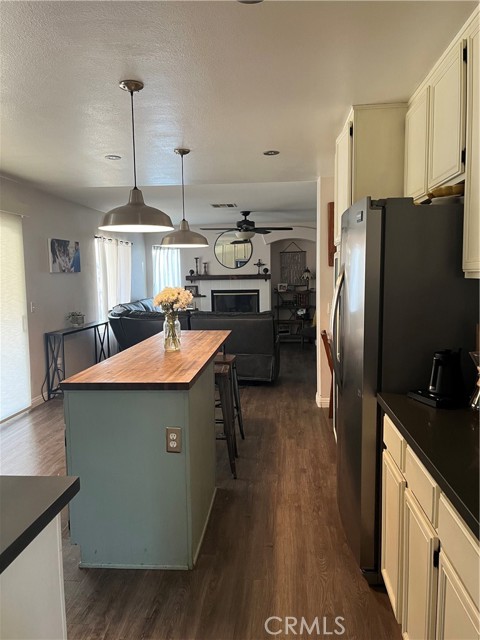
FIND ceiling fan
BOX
[201,211,293,240]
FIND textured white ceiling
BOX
[0,1,477,225]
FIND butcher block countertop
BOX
[61,330,230,391]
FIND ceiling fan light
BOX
[235,230,255,240]
[161,219,209,248]
[99,187,174,232]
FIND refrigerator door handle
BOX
[330,266,344,388]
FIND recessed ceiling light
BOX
[105,154,122,160]
[264,150,280,156]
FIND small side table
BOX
[45,321,110,400]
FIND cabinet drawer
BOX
[383,415,406,472]
[438,494,480,610]
[405,447,439,527]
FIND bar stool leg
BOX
[231,362,245,439]
[216,373,237,479]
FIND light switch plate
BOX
[166,427,182,453]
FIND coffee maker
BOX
[408,349,465,408]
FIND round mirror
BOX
[214,231,253,269]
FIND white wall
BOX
[0,176,147,406]
[316,176,335,407]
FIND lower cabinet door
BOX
[402,488,439,640]
[381,449,406,622]
[436,551,480,640]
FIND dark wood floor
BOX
[1,344,401,640]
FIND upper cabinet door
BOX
[334,119,352,246]
[428,41,467,190]
[463,23,480,278]
[405,87,430,200]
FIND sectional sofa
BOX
[108,298,280,382]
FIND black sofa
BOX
[108,298,190,350]
[189,311,279,382]
[108,299,280,382]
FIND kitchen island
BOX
[61,329,229,570]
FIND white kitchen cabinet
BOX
[334,103,406,246]
[436,552,480,640]
[402,488,439,640]
[463,21,480,279]
[381,449,406,623]
[404,87,430,200]
[428,41,467,190]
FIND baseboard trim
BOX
[315,393,330,408]
[31,394,45,410]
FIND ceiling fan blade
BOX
[230,240,249,245]
[199,227,235,231]
[253,229,271,235]
[262,226,294,231]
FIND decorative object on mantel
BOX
[99,80,174,233]
[66,311,85,326]
[194,257,200,275]
[203,262,208,275]
[160,149,209,248]
[254,259,265,274]
[185,285,199,297]
[153,287,193,352]
[280,242,306,285]
[189,269,195,277]
[263,267,269,276]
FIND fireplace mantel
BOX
[186,274,271,282]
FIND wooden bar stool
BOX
[214,352,245,439]
[214,363,237,479]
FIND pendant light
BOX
[161,148,209,248]
[99,80,174,233]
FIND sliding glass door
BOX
[0,211,31,420]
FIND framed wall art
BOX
[49,238,81,273]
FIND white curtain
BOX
[152,246,181,296]
[0,211,31,420]
[95,236,132,319]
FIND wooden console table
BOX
[45,320,110,400]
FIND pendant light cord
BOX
[181,153,186,221]
[130,90,137,189]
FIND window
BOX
[95,236,132,318]
[0,212,31,420]
[152,246,181,295]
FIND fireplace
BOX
[211,290,260,313]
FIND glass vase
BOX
[163,314,181,352]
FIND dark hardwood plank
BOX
[1,343,401,640]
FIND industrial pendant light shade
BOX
[160,149,209,248]
[99,80,174,233]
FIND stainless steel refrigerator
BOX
[330,197,479,584]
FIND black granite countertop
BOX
[377,393,479,539]
[0,475,80,573]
